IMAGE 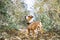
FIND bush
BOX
[36,13,54,31]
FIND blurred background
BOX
[0,0,60,40]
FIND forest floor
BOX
[0,29,60,40]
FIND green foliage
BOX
[0,0,60,32]
[0,1,7,16]
[34,0,60,32]
[36,13,53,31]
[0,0,28,30]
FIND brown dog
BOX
[27,21,43,35]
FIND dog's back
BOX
[27,21,40,30]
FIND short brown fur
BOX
[27,21,43,35]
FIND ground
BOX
[0,29,60,40]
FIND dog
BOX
[27,21,43,35]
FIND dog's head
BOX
[25,15,34,24]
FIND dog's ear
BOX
[31,15,33,18]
